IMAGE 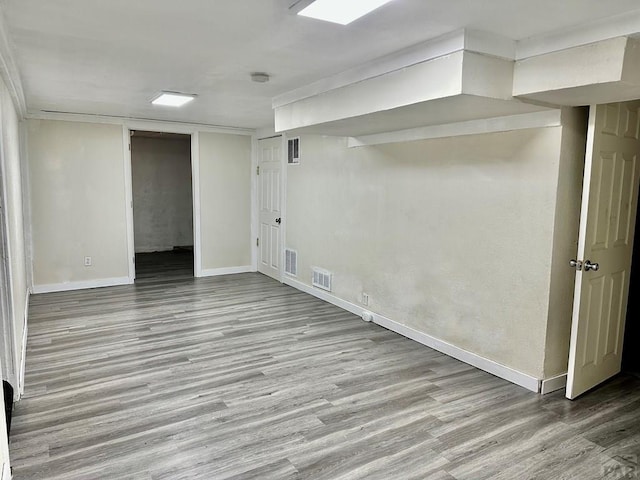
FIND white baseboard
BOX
[199,266,253,278]
[283,277,542,393]
[540,373,567,395]
[32,276,132,294]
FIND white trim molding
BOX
[250,134,258,272]
[540,373,568,395]
[32,276,131,294]
[27,111,254,136]
[279,134,288,283]
[122,126,135,283]
[283,277,542,393]
[191,132,202,278]
[200,266,253,277]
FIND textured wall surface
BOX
[286,127,572,378]
[28,120,129,286]
[198,132,252,271]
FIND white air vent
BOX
[285,249,297,276]
[288,137,300,164]
[312,268,332,291]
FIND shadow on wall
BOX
[623,191,640,375]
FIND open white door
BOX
[567,101,640,399]
[257,137,283,281]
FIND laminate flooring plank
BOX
[9,252,640,479]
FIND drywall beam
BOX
[514,37,640,106]
[347,110,562,147]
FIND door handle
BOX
[584,260,599,272]
[275,217,281,224]
[569,259,583,271]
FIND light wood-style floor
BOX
[9,254,640,479]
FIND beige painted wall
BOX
[0,76,28,387]
[131,136,193,253]
[286,127,577,379]
[27,120,129,287]
[198,132,252,270]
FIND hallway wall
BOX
[131,135,193,253]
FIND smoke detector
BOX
[251,72,270,83]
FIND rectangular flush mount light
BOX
[298,0,393,25]
[151,92,195,107]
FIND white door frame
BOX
[123,125,200,279]
[191,132,202,277]
[122,126,136,282]
[251,134,258,272]
[279,134,288,282]
[254,134,287,282]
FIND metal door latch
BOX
[569,259,583,271]
[584,260,599,272]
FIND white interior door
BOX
[567,101,640,399]
[257,137,283,281]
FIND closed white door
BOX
[567,101,640,399]
[257,137,283,281]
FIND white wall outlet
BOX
[84,256,92,267]
[362,293,369,306]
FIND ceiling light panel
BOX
[151,92,195,107]
[298,0,393,25]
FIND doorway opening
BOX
[130,131,194,282]
[565,101,640,398]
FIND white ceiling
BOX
[3,0,640,130]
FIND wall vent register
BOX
[285,249,298,276]
[288,137,300,164]
[312,267,332,291]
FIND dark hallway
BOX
[135,249,194,284]
[623,195,640,376]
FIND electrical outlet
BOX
[362,293,369,306]
[84,256,92,267]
